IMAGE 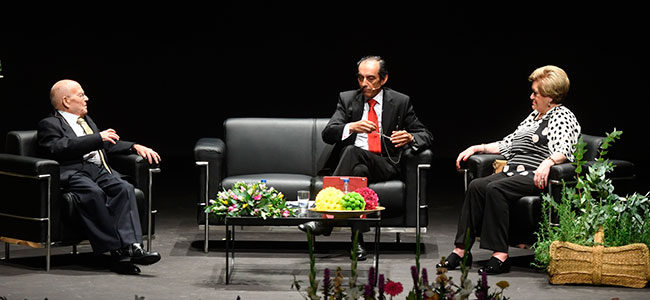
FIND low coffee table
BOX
[223,211,381,284]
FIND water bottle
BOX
[342,178,349,193]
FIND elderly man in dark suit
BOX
[300,56,434,260]
[37,79,161,275]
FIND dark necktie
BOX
[77,117,112,174]
[367,99,381,154]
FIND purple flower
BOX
[378,274,385,296]
[410,265,418,286]
[368,266,376,287]
[322,268,331,298]
[363,283,374,298]
[421,267,429,286]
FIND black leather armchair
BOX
[0,130,160,271]
[457,134,635,246]
[194,118,432,252]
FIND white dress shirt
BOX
[342,90,384,151]
[58,110,102,165]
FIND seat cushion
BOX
[221,174,313,201]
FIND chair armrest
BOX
[194,138,225,162]
[403,147,433,203]
[194,138,226,202]
[0,153,59,177]
[460,154,506,179]
[548,163,576,183]
[0,154,60,219]
[549,159,636,184]
[603,159,635,179]
[108,153,160,191]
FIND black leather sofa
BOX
[194,118,432,251]
[0,130,160,270]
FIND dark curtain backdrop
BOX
[1,3,648,193]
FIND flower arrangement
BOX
[313,186,380,211]
[355,187,379,210]
[204,181,296,220]
[292,229,511,300]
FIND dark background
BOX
[1,3,648,198]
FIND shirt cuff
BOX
[342,123,352,140]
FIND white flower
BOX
[458,278,473,299]
[345,288,361,300]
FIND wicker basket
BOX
[548,228,650,288]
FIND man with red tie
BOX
[300,56,433,260]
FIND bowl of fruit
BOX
[309,186,384,218]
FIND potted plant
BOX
[532,129,650,288]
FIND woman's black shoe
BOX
[435,252,472,270]
[477,256,510,275]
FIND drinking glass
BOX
[297,190,310,215]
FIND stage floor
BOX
[1,163,648,299]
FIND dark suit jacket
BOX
[37,112,134,183]
[321,87,433,171]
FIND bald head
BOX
[50,79,89,116]
[50,79,77,109]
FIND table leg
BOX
[225,224,236,284]
[225,224,230,284]
[373,219,380,283]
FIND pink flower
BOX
[354,187,379,210]
[228,205,235,212]
[384,280,403,296]
[253,194,262,200]
[282,210,290,217]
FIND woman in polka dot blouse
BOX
[439,65,581,275]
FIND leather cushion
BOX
[225,118,317,176]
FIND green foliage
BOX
[532,129,650,269]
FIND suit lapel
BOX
[54,111,79,140]
[381,89,396,136]
[352,93,364,121]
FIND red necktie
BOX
[367,99,381,154]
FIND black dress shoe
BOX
[113,243,161,266]
[128,243,161,265]
[298,221,333,236]
[435,252,472,270]
[352,242,367,261]
[110,261,141,275]
[477,256,510,275]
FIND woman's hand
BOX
[534,159,554,189]
[456,145,480,169]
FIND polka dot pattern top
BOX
[497,106,581,177]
